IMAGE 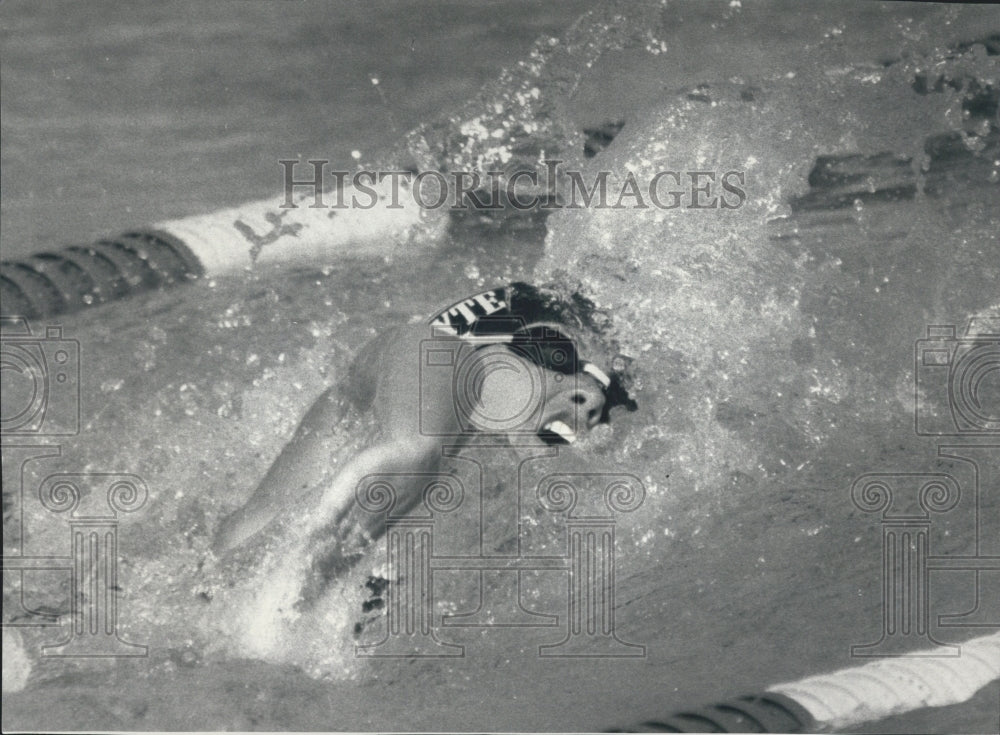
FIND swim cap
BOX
[428,282,636,420]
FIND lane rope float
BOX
[768,631,1000,732]
[0,180,426,318]
[607,693,816,733]
[612,631,1000,732]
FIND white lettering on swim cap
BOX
[451,299,480,325]
[429,288,508,337]
[473,290,506,316]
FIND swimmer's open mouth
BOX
[538,419,576,446]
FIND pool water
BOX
[2,1,999,731]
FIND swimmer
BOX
[213,282,635,578]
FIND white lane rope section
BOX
[158,179,429,277]
[768,631,1000,730]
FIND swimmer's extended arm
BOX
[212,326,419,555]
[213,385,362,554]
[307,324,465,539]
[311,434,446,545]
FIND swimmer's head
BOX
[505,319,634,416]
[504,282,636,421]
[431,281,637,444]
[505,322,634,444]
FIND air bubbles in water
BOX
[133,341,158,371]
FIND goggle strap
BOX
[581,361,612,389]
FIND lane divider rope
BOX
[0,181,426,318]
[612,632,1000,732]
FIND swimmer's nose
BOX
[570,385,606,426]
[547,379,606,428]
[535,377,606,445]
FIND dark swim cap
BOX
[428,282,637,420]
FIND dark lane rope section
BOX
[0,230,204,318]
[606,693,816,733]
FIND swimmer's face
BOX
[534,367,607,445]
[474,346,607,446]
